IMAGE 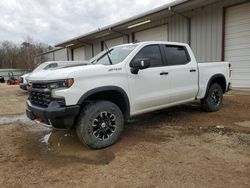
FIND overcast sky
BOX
[0,0,175,46]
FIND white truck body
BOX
[26,41,231,148]
[28,42,230,116]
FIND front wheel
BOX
[76,101,124,149]
[201,83,223,112]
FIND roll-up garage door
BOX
[105,37,124,48]
[73,46,85,60]
[225,2,250,88]
[134,25,168,42]
[54,48,67,61]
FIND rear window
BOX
[164,45,190,65]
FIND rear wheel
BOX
[76,101,124,149]
[201,83,223,112]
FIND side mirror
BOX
[130,58,150,74]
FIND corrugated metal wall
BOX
[165,1,224,63]
[189,2,223,62]
[44,53,54,61]
[93,40,101,56]
[168,15,189,44]
[85,45,93,60]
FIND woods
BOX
[0,37,50,70]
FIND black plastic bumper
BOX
[26,100,80,129]
[227,82,232,92]
[19,83,28,90]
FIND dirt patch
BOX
[0,87,250,187]
[234,121,250,128]
[0,84,27,115]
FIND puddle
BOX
[27,129,115,165]
[234,121,250,128]
[0,113,33,125]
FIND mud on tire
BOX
[76,101,124,149]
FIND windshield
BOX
[90,44,137,65]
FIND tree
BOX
[0,37,49,70]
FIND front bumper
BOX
[19,83,28,90]
[26,100,80,129]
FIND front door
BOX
[127,44,171,115]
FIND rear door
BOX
[128,44,171,114]
[162,44,198,103]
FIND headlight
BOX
[48,78,74,89]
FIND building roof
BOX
[55,0,218,47]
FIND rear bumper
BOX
[26,100,80,129]
[226,82,232,92]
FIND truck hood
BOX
[28,64,97,81]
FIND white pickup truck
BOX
[26,41,231,149]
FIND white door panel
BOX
[128,67,171,113]
[169,64,198,103]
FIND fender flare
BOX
[204,74,226,97]
[77,86,130,118]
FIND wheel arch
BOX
[77,86,130,119]
[205,74,227,97]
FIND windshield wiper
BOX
[104,41,113,65]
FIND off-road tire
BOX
[201,83,223,112]
[76,101,124,149]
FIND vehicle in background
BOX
[19,61,87,90]
[0,76,4,83]
[20,73,30,90]
[26,41,231,149]
[7,72,20,85]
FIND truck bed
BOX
[197,62,230,99]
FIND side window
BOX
[133,45,163,67]
[164,45,190,66]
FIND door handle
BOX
[160,72,169,75]
[190,69,196,72]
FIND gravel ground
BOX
[0,84,249,187]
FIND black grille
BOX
[29,91,52,107]
[32,82,48,89]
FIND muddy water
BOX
[0,114,115,165]
[0,113,32,125]
[24,129,116,165]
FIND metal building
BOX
[41,0,250,88]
